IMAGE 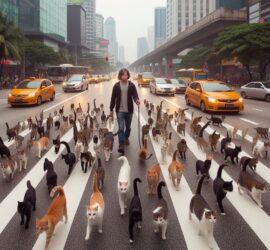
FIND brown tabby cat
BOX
[209,130,220,152]
[168,150,184,191]
[146,164,161,194]
[197,121,211,152]
[36,186,67,250]
[177,123,185,136]
[138,138,152,160]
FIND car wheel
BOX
[241,92,247,99]
[50,92,55,101]
[185,95,190,106]
[265,94,270,102]
[200,101,206,112]
[155,88,157,95]
[37,96,42,106]
[150,87,152,94]
[81,86,84,92]
[86,84,89,90]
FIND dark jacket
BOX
[110,81,139,113]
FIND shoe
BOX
[118,144,125,154]
[125,139,130,145]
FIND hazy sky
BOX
[96,0,166,63]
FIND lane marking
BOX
[136,112,220,250]
[252,108,263,112]
[240,118,259,125]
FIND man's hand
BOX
[135,99,140,106]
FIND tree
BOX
[214,23,270,81]
[78,54,111,74]
[0,12,24,78]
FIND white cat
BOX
[227,126,238,139]
[252,141,270,158]
[117,156,131,215]
[75,141,83,160]
[18,150,28,171]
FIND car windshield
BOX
[156,78,172,84]
[16,80,40,89]
[263,81,270,88]
[143,72,153,79]
[202,82,232,92]
[68,75,83,81]
[171,79,185,86]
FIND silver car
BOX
[62,74,88,92]
[149,78,176,96]
[240,81,270,102]
[170,78,187,94]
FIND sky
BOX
[96,0,166,64]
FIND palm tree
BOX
[0,12,24,79]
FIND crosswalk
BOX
[0,82,269,250]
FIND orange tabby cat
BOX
[138,138,152,160]
[168,150,184,191]
[36,186,67,250]
[146,164,161,194]
[29,136,49,158]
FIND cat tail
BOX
[206,116,211,121]
[196,175,206,195]
[0,136,4,145]
[50,185,65,198]
[87,102,90,114]
[242,158,251,172]
[133,178,141,196]
[145,153,153,160]
[93,98,97,109]
[92,173,99,193]
[60,141,71,153]
[198,121,211,138]
[5,122,9,129]
[212,130,216,136]
[157,181,166,199]
[217,164,227,178]
[173,150,178,161]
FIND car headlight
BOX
[29,92,36,97]
[206,96,216,103]
[8,93,12,97]
[239,97,243,102]
[172,87,176,91]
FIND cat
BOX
[36,186,67,250]
[254,127,269,139]
[61,141,76,175]
[224,145,242,164]
[197,121,211,152]
[141,124,150,145]
[240,128,249,139]
[95,158,105,190]
[227,126,239,139]
[138,138,153,160]
[152,127,161,142]
[160,141,168,163]
[6,122,17,141]
[152,181,168,240]
[118,156,131,215]
[206,114,225,127]
[103,131,118,161]
[101,111,106,124]
[208,130,220,152]
[17,180,36,229]
[47,113,53,131]
[53,135,61,154]
[28,136,49,158]
[17,149,28,171]
[177,123,185,136]
[30,123,38,140]
[81,151,94,173]
[27,117,33,129]
[99,127,109,142]
[220,131,232,153]
[15,135,24,149]
[239,156,258,172]
[237,162,266,208]
[190,115,202,135]
[61,115,69,133]
[35,116,45,138]
[129,178,142,243]
[189,175,216,249]
[43,158,57,193]
[168,150,184,191]
[59,106,64,117]
[177,139,187,160]
[166,132,173,155]
[252,140,270,159]
[213,164,233,215]
[147,164,161,195]
[0,136,11,158]
[85,173,104,240]
[75,141,83,160]
[1,157,18,181]
[196,154,212,180]
[93,135,101,160]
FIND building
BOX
[147,26,155,52]
[95,38,109,59]
[95,13,104,39]
[118,45,125,63]
[0,0,19,25]
[155,7,166,48]
[104,17,118,64]
[83,0,96,51]
[248,0,270,23]
[137,37,149,59]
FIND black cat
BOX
[0,137,11,158]
[220,132,232,153]
[43,158,57,193]
[177,139,187,160]
[129,178,142,244]
[196,156,212,180]
[17,180,36,229]
[224,145,242,164]
[213,164,233,215]
[53,135,61,154]
[61,141,76,175]
[81,151,94,173]
[36,116,45,138]
[206,114,225,127]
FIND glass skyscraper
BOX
[0,0,19,25]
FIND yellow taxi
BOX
[138,72,154,87]
[185,79,244,113]
[8,77,55,106]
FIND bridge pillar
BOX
[165,56,173,78]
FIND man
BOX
[110,68,140,154]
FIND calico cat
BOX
[153,182,168,240]
[239,156,258,172]
[53,135,61,154]
[196,154,212,180]
[129,178,142,243]
[177,123,185,136]
[43,158,57,193]
[206,114,225,127]
[103,131,118,161]
[197,121,211,152]
[224,145,242,164]
[17,149,28,171]
[177,139,187,160]
[254,127,269,139]
[28,137,49,158]
[6,122,17,141]
[95,158,105,190]
[17,180,36,229]
[118,156,131,215]
[189,175,216,249]
[138,138,153,160]
[213,164,233,215]
[168,150,184,191]
[75,141,83,160]
[252,140,270,159]
[15,135,24,149]
[141,124,150,145]
[237,163,266,208]
[0,136,11,158]
[220,131,231,153]
[61,141,76,175]
[1,157,18,180]
[36,186,67,250]
[81,151,94,173]
[147,164,161,194]
[85,173,105,240]
[209,130,220,152]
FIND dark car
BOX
[170,79,187,94]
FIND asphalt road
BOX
[0,79,269,250]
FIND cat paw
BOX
[138,225,142,229]
[221,212,226,216]
[258,204,263,208]
[121,211,125,216]
[85,236,89,241]
[129,239,133,244]
[162,236,166,240]
[154,229,158,233]
[98,229,103,233]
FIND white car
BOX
[149,78,176,96]
[240,81,270,102]
[62,74,89,92]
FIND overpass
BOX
[129,7,247,76]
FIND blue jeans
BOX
[116,112,133,145]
